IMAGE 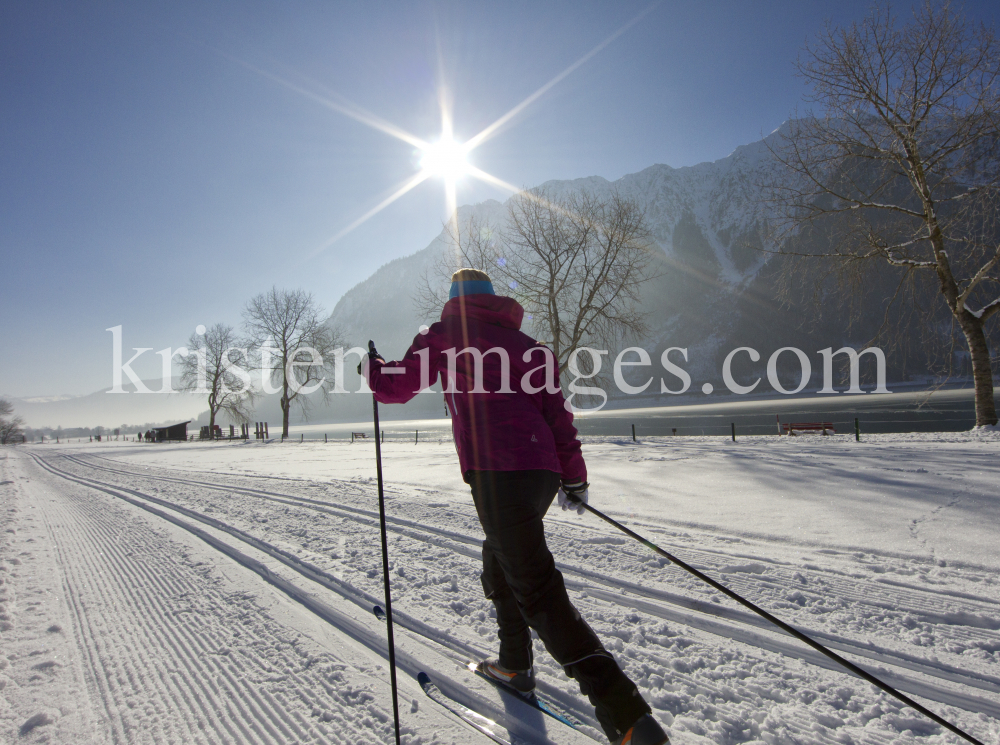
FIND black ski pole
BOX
[566,495,985,745]
[368,340,401,745]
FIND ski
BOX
[418,672,512,745]
[384,609,591,740]
[470,662,581,731]
[380,604,510,743]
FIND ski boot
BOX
[613,713,669,745]
[476,660,535,697]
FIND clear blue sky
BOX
[2,0,996,397]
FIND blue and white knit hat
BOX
[449,268,495,299]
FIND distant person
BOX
[363,268,667,745]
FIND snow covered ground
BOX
[2,431,999,744]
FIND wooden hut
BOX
[152,421,191,442]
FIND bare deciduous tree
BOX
[0,398,25,445]
[418,188,657,377]
[180,323,256,435]
[243,287,343,438]
[764,2,1000,425]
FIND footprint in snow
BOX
[20,709,59,736]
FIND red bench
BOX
[351,432,368,442]
[782,422,836,435]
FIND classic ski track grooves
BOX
[39,454,484,659]
[70,450,1000,631]
[29,453,606,744]
[28,465,334,742]
[20,458,460,745]
[54,451,1000,716]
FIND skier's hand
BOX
[558,481,589,516]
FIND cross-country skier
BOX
[362,268,669,745]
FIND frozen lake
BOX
[279,387,989,441]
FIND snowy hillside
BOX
[7,377,208,430]
[329,199,508,360]
[323,125,815,385]
[3,432,998,743]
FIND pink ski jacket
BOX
[365,294,587,484]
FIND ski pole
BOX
[368,340,401,745]
[566,495,985,745]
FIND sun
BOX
[419,137,471,181]
[256,3,655,258]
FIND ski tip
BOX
[373,605,385,620]
[417,671,431,687]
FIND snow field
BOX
[0,450,478,744]
[0,459,96,743]
[27,451,599,744]
[3,431,999,745]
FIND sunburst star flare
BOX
[419,138,472,182]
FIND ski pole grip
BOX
[358,340,381,375]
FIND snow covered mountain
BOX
[15,125,893,431]
[326,124,833,393]
[8,378,208,430]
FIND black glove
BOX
[357,340,385,375]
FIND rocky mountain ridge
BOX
[325,125,800,386]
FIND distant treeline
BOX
[23,420,188,441]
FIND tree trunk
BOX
[959,316,998,427]
[209,409,216,439]
[281,390,290,438]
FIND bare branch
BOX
[762,1,1000,425]
[180,323,257,432]
[243,287,345,438]
[0,397,25,445]
[422,187,657,383]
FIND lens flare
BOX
[228,3,658,262]
[419,138,470,181]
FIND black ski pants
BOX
[467,469,650,742]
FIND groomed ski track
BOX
[3,451,455,743]
[5,445,999,744]
[47,453,1000,713]
[11,450,598,745]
